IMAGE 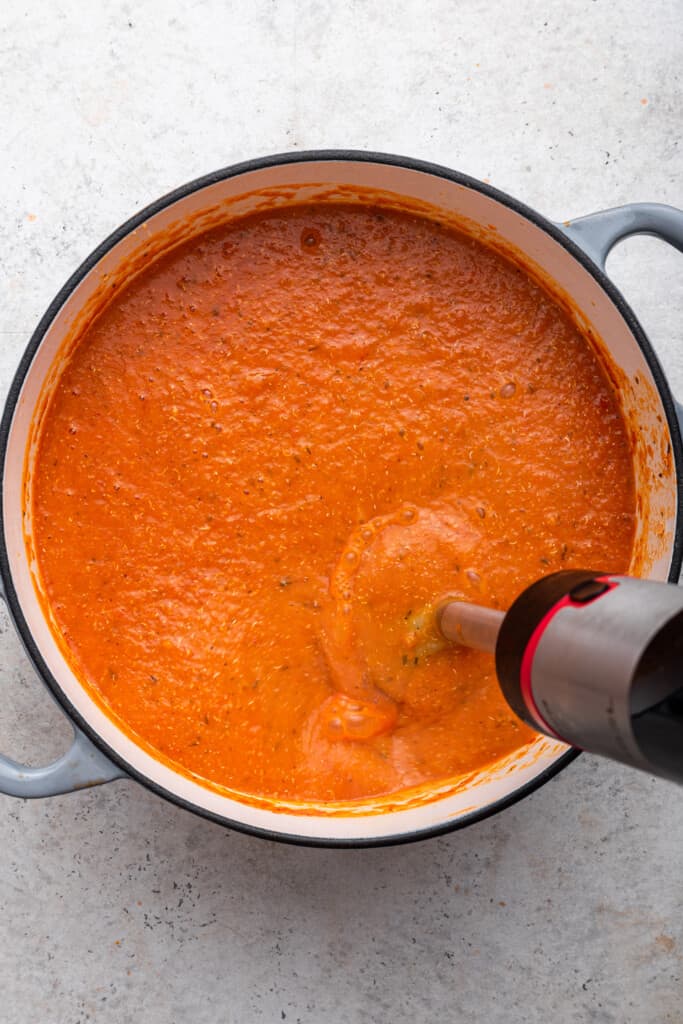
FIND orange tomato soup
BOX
[31,202,636,802]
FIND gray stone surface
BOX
[1,1,682,1021]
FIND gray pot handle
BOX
[560,202,683,431]
[560,202,683,270]
[0,575,126,797]
[0,723,126,798]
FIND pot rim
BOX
[1,149,681,847]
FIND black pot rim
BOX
[1,149,681,848]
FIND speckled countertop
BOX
[1,2,682,1021]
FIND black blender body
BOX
[441,570,683,785]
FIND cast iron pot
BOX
[2,151,683,846]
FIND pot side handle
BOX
[561,203,683,431]
[0,724,126,798]
[560,202,683,269]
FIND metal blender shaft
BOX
[437,601,504,654]
[436,571,683,786]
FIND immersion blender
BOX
[437,570,683,784]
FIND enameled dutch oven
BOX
[2,151,683,847]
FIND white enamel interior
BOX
[4,158,678,841]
